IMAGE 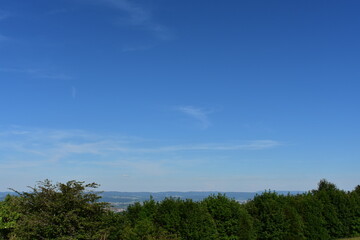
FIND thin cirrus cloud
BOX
[0,127,282,182]
[88,0,172,41]
[0,127,282,165]
[177,106,212,129]
[0,11,10,42]
[109,140,281,153]
[0,68,73,80]
[0,11,9,21]
[71,86,77,99]
[0,34,8,42]
[121,44,154,52]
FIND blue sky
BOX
[0,0,359,192]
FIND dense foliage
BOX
[0,179,359,239]
[0,180,110,239]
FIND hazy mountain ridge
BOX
[1,191,304,209]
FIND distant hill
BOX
[98,191,304,209]
[1,191,304,209]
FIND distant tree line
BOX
[0,179,359,239]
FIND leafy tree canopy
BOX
[9,179,110,240]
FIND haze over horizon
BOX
[0,0,359,192]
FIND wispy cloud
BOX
[103,0,151,24]
[71,86,77,99]
[0,160,47,169]
[88,0,173,44]
[112,160,170,176]
[0,126,284,189]
[0,34,8,42]
[0,11,10,44]
[121,44,154,52]
[0,68,73,80]
[105,0,169,35]
[109,140,281,153]
[0,11,10,21]
[0,128,121,164]
[0,68,37,74]
[177,106,212,129]
[0,127,281,164]
[46,8,73,15]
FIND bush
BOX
[9,180,110,240]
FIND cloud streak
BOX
[0,68,73,80]
[0,34,8,42]
[109,140,281,153]
[91,0,172,41]
[0,11,10,21]
[71,86,77,99]
[177,106,212,128]
[0,127,281,164]
[0,126,283,188]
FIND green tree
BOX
[246,191,305,240]
[177,199,218,240]
[312,179,346,238]
[0,196,21,239]
[121,198,180,240]
[202,194,255,240]
[349,185,360,236]
[293,192,329,240]
[155,198,182,235]
[139,197,218,240]
[10,179,110,240]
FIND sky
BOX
[0,0,359,192]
